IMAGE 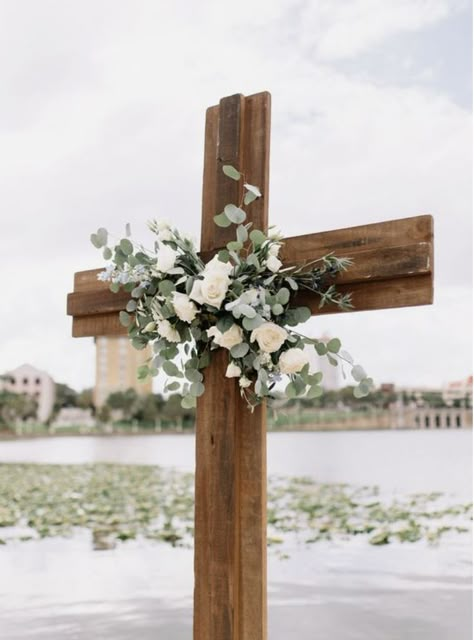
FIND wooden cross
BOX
[67,92,434,640]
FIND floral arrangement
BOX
[91,166,373,410]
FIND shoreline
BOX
[2,425,472,441]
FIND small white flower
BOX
[225,362,241,378]
[265,255,283,273]
[239,376,252,389]
[157,319,180,343]
[155,242,178,273]
[207,324,243,350]
[254,352,272,369]
[251,322,288,353]
[172,292,198,323]
[278,348,310,374]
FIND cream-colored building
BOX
[0,363,56,423]
[442,376,473,406]
[94,336,153,407]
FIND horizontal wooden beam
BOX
[68,214,433,337]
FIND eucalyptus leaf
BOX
[217,315,234,333]
[307,384,323,399]
[218,249,230,262]
[239,304,256,318]
[249,229,266,246]
[137,365,149,380]
[120,238,133,255]
[340,350,354,364]
[295,307,311,323]
[103,247,112,260]
[190,382,205,397]
[352,365,367,382]
[163,361,180,377]
[327,338,341,353]
[230,343,250,358]
[242,315,264,330]
[159,280,175,297]
[131,338,147,350]
[90,233,102,249]
[236,225,248,243]
[181,395,197,409]
[119,311,131,327]
[126,300,137,312]
[222,165,241,180]
[315,342,327,356]
[224,204,246,224]
[244,191,258,205]
[276,288,290,305]
[185,369,203,383]
[214,212,232,228]
[110,283,120,293]
[227,241,243,252]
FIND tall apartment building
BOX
[94,336,153,407]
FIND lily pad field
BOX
[0,463,471,550]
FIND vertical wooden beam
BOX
[194,92,271,640]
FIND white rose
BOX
[239,376,252,389]
[191,272,230,309]
[157,319,180,343]
[268,243,281,257]
[278,348,310,374]
[204,255,234,276]
[225,362,241,378]
[251,322,287,353]
[155,242,178,273]
[172,292,198,323]
[207,324,243,350]
[265,255,282,273]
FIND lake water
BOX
[0,430,472,640]
[0,429,471,496]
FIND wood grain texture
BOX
[67,239,432,320]
[194,91,270,640]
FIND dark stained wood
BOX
[194,91,270,640]
[67,238,432,319]
[281,214,434,261]
[72,313,125,338]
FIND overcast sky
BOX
[1,0,472,392]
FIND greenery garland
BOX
[91,166,373,410]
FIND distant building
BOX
[442,376,473,407]
[0,363,55,422]
[52,407,95,429]
[94,336,153,407]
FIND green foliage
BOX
[89,167,370,411]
